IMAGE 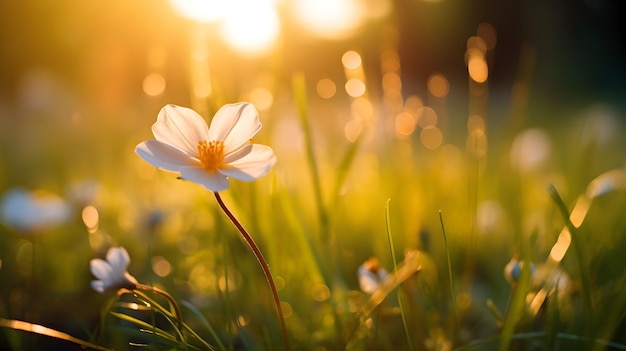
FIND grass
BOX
[1,45,626,351]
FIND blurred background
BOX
[0,0,625,349]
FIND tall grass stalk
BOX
[181,301,228,351]
[439,210,458,332]
[497,258,532,351]
[0,318,114,351]
[292,72,329,239]
[385,199,414,351]
[547,184,594,340]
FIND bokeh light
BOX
[151,256,172,277]
[316,78,337,99]
[81,205,99,233]
[342,50,362,70]
[416,106,438,128]
[219,0,280,54]
[170,0,228,23]
[293,0,364,39]
[395,111,417,137]
[248,87,274,111]
[468,52,488,83]
[420,126,443,150]
[427,74,450,98]
[142,73,166,96]
[345,78,366,97]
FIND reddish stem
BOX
[214,192,289,351]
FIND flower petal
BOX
[106,247,130,275]
[90,259,113,281]
[152,104,209,155]
[179,166,230,192]
[91,280,105,293]
[208,103,261,153]
[136,140,199,172]
[219,144,276,181]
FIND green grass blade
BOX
[181,300,227,351]
[330,130,365,209]
[385,199,415,351]
[547,184,594,340]
[497,258,532,351]
[292,72,329,238]
[439,210,458,331]
[0,318,113,351]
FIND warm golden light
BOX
[382,72,402,92]
[170,0,228,23]
[219,0,280,54]
[351,97,373,120]
[81,205,99,232]
[549,229,571,262]
[569,196,591,228]
[427,74,449,98]
[143,73,166,96]
[293,0,364,39]
[249,87,274,111]
[467,36,487,53]
[172,0,280,54]
[316,78,337,99]
[342,50,362,70]
[344,119,362,143]
[477,22,497,51]
[395,111,417,137]
[310,283,331,302]
[468,53,488,83]
[467,115,485,133]
[417,106,438,128]
[345,78,366,97]
[420,126,443,150]
[151,256,172,277]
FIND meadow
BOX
[0,1,625,350]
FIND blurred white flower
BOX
[510,128,551,173]
[0,188,72,232]
[90,247,138,293]
[358,257,389,294]
[136,103,276,192]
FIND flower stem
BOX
[136,284,183,323]
[214,192,289,351]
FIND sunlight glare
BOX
[219,0,280,54]
[293,0,364,39]
[170,0,228,23]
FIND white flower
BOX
[358,257,389,294]
[90,247,138,293]
[0,188,72,232]
[135,103,277,192]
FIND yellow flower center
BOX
[198,140,225,171]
